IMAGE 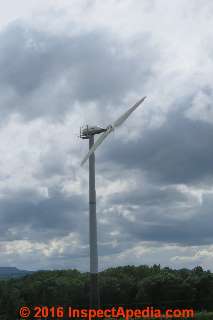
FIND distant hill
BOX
[0,267,33,279]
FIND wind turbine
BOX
[80,96,146,307]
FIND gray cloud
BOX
[0,22,154,120]
[0,188,87,241]
[108,185,191,207]
[99,185,213,247]
[102,108,213,185]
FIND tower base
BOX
[90,273,100,308]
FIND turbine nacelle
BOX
[80,125,107,139]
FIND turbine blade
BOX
[80,96,146,166]
[81,128,112,166]
[113,96,146,128]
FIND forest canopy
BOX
[0,264,213,319]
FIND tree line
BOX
[0,264,213,319]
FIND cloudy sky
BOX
[0,0,213,272]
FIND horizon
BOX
[0,263,211,273]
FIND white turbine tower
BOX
[80,96,146,307]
